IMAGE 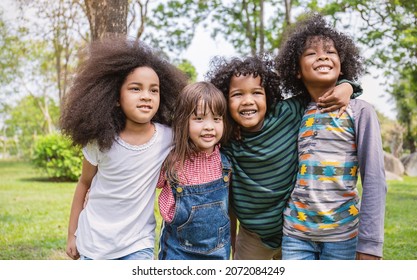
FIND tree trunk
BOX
[85,0,128,41]
[259,0,264,54]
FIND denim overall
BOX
[158,153,232,260]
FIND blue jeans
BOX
[158,153,231,260]
[80,247,154,260]
[282,235,358,260]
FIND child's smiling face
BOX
[228,74,267,132]
[298,36,341,88]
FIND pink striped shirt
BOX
[157,145,222,222]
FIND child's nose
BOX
[204,120,215,130]
[317,54,329,61]
[242,94,254,104]
[140,90,152,100]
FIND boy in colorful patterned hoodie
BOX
[276,13,387,260]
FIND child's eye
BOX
[214,116,223,122]
[230,92,241,98]
[192,116,203,121]
[130,87,140,92]
[151,88,159,94]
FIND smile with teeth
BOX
[201,134,215,140]
[240,110,257,116]
[137,105,152,109]
[315,66,332,71]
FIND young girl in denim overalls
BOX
[157,81,232,260]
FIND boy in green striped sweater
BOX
[206,55,361,260]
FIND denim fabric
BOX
[158,153,231,260]
[282,235,358,260]
[80,247,154,260]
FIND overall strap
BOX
[220,152,232,173]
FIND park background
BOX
[0,0,416,260]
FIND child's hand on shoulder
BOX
[317,83,352,117]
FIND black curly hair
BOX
[205,54,281,138]
[276,13,364,98]
[60,36,188,151]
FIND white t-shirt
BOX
[76,123,173,259]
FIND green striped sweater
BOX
[222,97,305,249]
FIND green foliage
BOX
[31,133,82,182]
[147,0,293,56]
[209,0,284,55]
[2,95,60,157]
[176,59,198,82]
[0,12,26,87]
[391,67,417,152]
[146,0,216,54]
[329,0,417,74]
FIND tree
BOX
[13,0,87,104]
[148,0,299,56]
[358,1,415,74]
[84,0,128,40]
[391,68,417,153]
[2,95,60,157]
[128,0,152,40]
[0,14,22,86]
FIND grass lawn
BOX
[0,160,416,260]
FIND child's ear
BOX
[297,72,301,79]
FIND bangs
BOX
[183,82,226,117]
[193,93,227,117]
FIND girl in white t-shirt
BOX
[61,37,188,260]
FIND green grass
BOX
[383,176,417,259]
[0,160,416,259]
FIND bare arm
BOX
[66,158,97,260]
[317,82,353,117]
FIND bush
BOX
[31,133,82,181]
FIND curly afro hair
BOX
[60,36,188,151]
[276,13,364,98]
[205,54,281,138]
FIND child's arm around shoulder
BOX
[318,80,363,117]
[352,99,387,259]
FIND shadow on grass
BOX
[19,177,76,183]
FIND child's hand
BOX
[66,235,80,260]
[317,83,352,117]
[356,252,382,260]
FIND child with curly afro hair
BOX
[205,51,362,259]
[276,13,386,260]
[61,36,188,260]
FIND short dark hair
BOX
[205,55,281,138]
